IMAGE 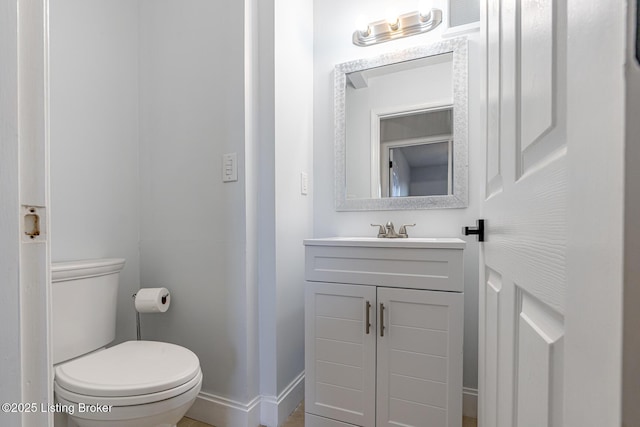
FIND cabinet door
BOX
[376,288,463,427]
[305,282,377,427]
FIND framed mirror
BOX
[335,37,468,210]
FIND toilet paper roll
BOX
[135,287,171,313]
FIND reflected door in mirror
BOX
[379,107,453,197]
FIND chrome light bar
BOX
[352,9,443,47]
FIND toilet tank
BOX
[51,258,125,364]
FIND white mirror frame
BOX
[334,37,468,211]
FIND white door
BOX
[376,287,463,427]
[480,0,627,426]
[305,282,377,427]
[480,0,568,426]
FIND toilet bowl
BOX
[52,259,202,427]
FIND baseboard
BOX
[463,387,478,419]
[186,392,261,427]
[260,372,305,427]
[186,373,304,427]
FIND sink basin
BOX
[303,237,466,249]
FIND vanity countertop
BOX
[303,237,466,249]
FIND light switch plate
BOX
[223,153,238,182]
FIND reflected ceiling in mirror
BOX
[335,37,468,211]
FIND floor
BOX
[178,402,478,427]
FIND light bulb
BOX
[355,15,370,36]
[418,0,431,19]
[385,7,399,29]
[386,15,399,31]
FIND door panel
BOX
[389,374,448,408]
[519,0,554,152]
[482,268,518,427]
[387,326,448,356]
[518,0,566,176]
[316,339,364,367]
[315,316,365,344]
[483,154,566,312]
[305,282,376,427]
[377,287,463,427]
[483,274,498,427]
[390,350,448,383]
[388,398,447,426]
[515,291,564,427]
[316,361,364,390]
[485,0,503,198]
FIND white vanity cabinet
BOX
[304,238,465,427]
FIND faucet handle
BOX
[371,224,386,238]
[398,223,416,237]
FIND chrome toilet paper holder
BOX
[132,293,142,341]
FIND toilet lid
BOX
[54,341,200,397]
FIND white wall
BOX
[137,0,254,403]
[50,0,141,344]
[274,0,314,396]
[313,0,480,389]
[258,0,314,416]
[450,0,480,27]
[51,0,262,408]
[244,0,261,407]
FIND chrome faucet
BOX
[371,221,416,238]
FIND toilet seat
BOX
[54,340,201,406]
[55,377,202,425]
[55,369,202,406]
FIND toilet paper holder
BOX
[131,292,142,341]
[131,292,168,339]
[132,293,142,340]
[132,289,170,340]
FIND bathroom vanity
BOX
[304,237,465,427]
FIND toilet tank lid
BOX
[54,341,201,397]
[51,258,125,282]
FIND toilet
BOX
[51,258,202,427]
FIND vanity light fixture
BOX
[352,8,443,47]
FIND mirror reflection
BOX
[380,107,453,197]
[335,38,468,211]
[345,54,453,200]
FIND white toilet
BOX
[51,258,202,427]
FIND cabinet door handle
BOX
[380,303,385,337]
[365,301,371,334]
